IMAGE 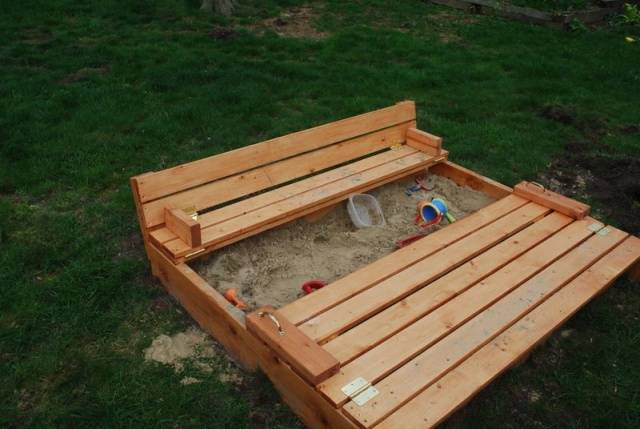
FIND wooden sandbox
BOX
[130,101,640,428]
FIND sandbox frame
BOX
[131,103,639,428]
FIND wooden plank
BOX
[129,174,154,250]
[171,149,440,255]
[405,127,442,155]
[300,203,551,343]
[150,145,426,250]
[134,101,416,203]
[343,227,628,427]
[141,123,413,229]
[161,158,441,262]
[514,181,590,219]
[154,144,427,247]
[164,207,201,247]
[246,306,339,385]
[147,243,258,369]
[428,161,512,199]
[250,334,359,429]
[323,212,574,365]
[181,159,440,261]
[197,144,425,230]
[279,195,528,325]
[320,216,593,405]
[376,236,640,429]
[149,227,178,245]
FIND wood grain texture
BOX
[375,235,640,429]
[344,227,627,427]
[161,159,440,263]
[514,181,590,219]
[323,212,573,365]
[428,161,512,199]
[320,216,593,406]
[164,207,201,247]
[246,306,339,385]
[405,127,442,155]
[141,122,413,228]
[134,101,416,203]
[162,148,445,259]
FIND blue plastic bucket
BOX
[420,198,448,222]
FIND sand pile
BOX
[193,175,495,310]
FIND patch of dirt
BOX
[538,105,640,235]
[59,64,111,85]
[208,26,236,40]
[144,327,215,372]
[144,327,245,386]
[194,175,495,310]
[250,6,328,39]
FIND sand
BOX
[144,327,245,386]
[193,175,496,310]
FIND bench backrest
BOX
[131,101,417,233]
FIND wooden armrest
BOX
[246,306,340,385]
[164,207,202,247]
[513,181,590,219]
[406,127,442,156]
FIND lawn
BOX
[1,0,639,428]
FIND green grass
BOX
[1,1,639,428]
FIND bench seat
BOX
[131,101,447,263]
[151,145,444,260]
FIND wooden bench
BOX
[131,101,447,263]
[131,102,639,429]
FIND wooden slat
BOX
[134,101,416,203]
[428,161,512,200]
[166,148,440,257]
[324,212,574,365]
[165,207,201,247]
[141,122,413,228]
[514,181,590,219]
[300,203,550,343]
[405,127,442,155]
[198,144,423,230]
[279,195,528,325]
[246,306,339,385]
[159,157,442,262]
[153,144,426,247]
[320,216,594,405]
[376,236,640,429]
[344,227,628,427]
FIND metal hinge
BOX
[597,227,611,236]
[341,377,379,406]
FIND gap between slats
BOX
[343,226,628,427]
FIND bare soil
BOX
[193,175,495,310]
[249,6,328,40]
[539,105,640,235]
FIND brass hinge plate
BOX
[341,377,379,406]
